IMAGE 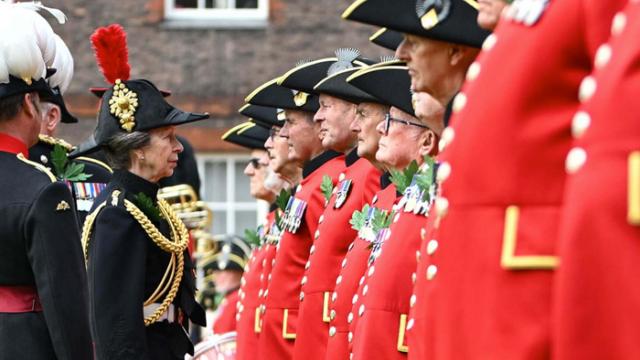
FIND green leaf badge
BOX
[415,156,436,202]
[275,189,291,228]
[350,204,370,231]
[50,144,93,182]
[244,228,262,248]
[389,160,419,194]
[320,175,334,203]
[133,192,162,223]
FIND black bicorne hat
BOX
[238,103,285,128]
[313,67,380,105]
[70,24,209,157]
[347,63,415,116]
[278,49,375,95]
[369,28,404,51]
[0,75,53,101]
[40,85,78,124]
[72,79,209,157]
[245,78,320,113]
[342,0,490,49]
[222,121,270,150]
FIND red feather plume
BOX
[90,24,130,85]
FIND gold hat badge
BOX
[109,79,139,132]
[416,0,452,30]
[292,90,309,107]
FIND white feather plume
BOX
[48,34,73,93]
[13,1,68,24]
[0,3,58,84]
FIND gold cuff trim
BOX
[322,292,331,323]
[282,309,296,339]
[500,206,559,270]
[397,314,409,353]
[628,151,640,225]
[254,307,262,333]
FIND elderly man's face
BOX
[477,0,509,30]
[350,102,386,161]
[280,110,321,166]
[243,149,272,201]
[395,34,452,93]
[264,126,290,172]
[313,94,358,153]
[375,107,427,170]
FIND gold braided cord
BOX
[80,194,191,327]
[124,199,189,253]
[144,253,176,305]
[82,202,107,264]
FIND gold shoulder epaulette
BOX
[76,156,114,174]
[38,134,74,152]
[16,153,56,182]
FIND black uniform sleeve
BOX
[24,181,93,360]
[89,205,149,360]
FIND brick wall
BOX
[47,0,393,150]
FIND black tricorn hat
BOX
[342,0,490,49]
[370,28,404,51]
[278,50,374,95]
[245,78,320,113]
[313,67,380,104]
[238,103,285,128]
[347,63,415,116]
[201,235,252,272]
[40,86,78,124]
[221,121,269,150]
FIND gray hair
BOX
[103,131,151,170]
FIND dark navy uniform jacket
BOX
[86,170,205,360]
[0,134,93,360]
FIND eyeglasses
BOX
[249,158,268,169]
[383,113,429,135]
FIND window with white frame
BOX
[197,153,268,237]
[164,0,269,28]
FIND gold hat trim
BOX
[108,79,139,132]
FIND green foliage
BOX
[244,227,262,248]
[50,145,93,182]
[274,189,291,227]
[414,156,436,202]
[133,192,162,222]
[389,160,419,194]
[350,204,370,231]
[320,175,334,203]
[371,209,393,234]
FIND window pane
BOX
[235,210,257,235]
[236,0,257,8]
[204,0,257,8]
[211,210,226,235]
[175,0,198,8]
[234,161,252,202]
[204,161,227,202]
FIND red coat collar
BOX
[0,133,28,156]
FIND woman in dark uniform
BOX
[72,24,208,360]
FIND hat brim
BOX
[347,65,415,116]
